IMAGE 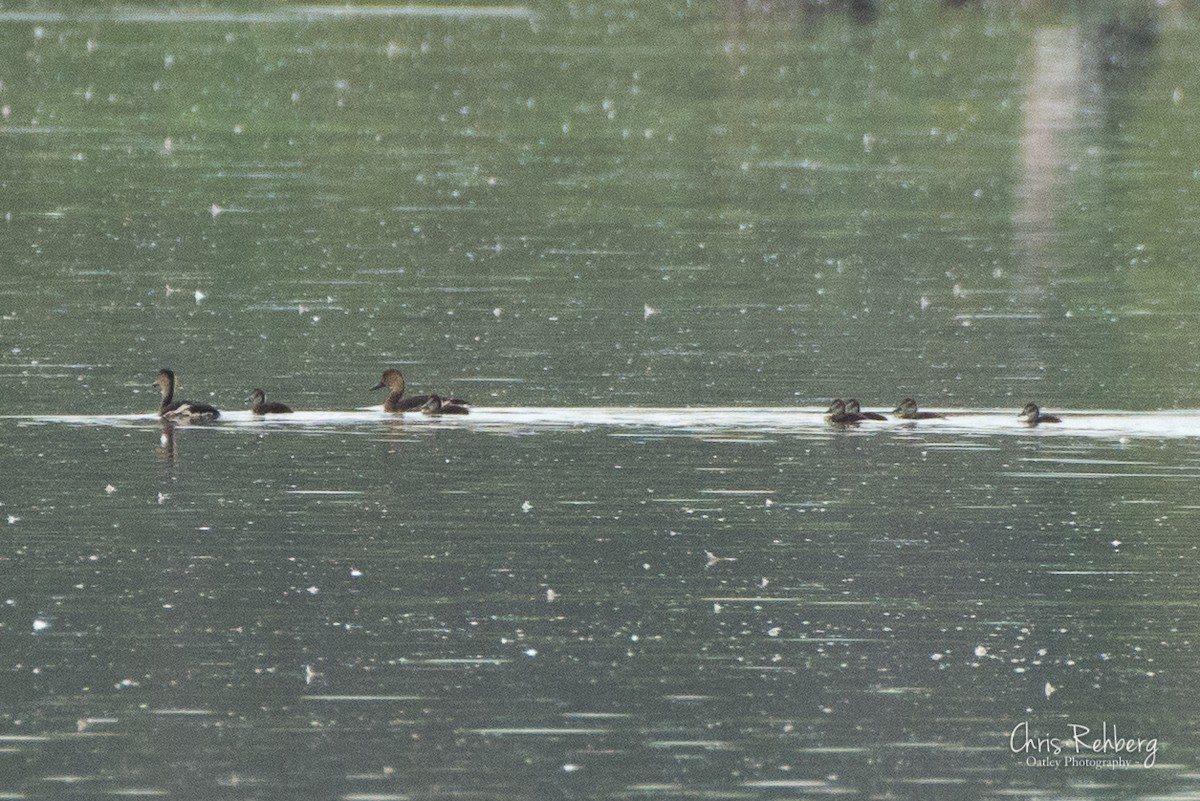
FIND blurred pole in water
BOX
[1014,26,1083,281]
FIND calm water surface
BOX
[3,2,1200,799]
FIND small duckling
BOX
[1019,402,1061,425]
[892,398,945,420]
[155,368,220,421]
[846,399,887,421]
[421,394,469,416]
[250,388,293,415]
[825,399,863,425]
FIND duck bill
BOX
[370,382,386,391]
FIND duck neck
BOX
[383,388,405,412]
[159,378,174,409]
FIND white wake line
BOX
[0,7,534,24]
[9,407,1200,439]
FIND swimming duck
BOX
[892,398,946,420]
[155,368,220,421]
[421,394,469,416]
[846,399,887,421]
[370,368,467,413]
[250,388,293,415]
[1019,402,1061,425]
[826,399,864,425]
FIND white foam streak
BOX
[8,407,1200,440]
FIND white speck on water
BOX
[767,627,782,637]
[705,550,736,567]
[561,763,580,773]
[493,307,502,317]
[7,515,19,524]
[930,652,944,661]
[545,588,558,601]
[194,290,206,304]
[974,645,988,657]
[1044,681,1056,698]
[1110,540,1121,548]
[306,586,319,595]
[643,304,657,319]
[524,648,537,657]
[210,204,223,218]
[350,569,362,578]
[157,492,168,504]
[920,295,931,310]
[521,501,532,512]
[104,484,116,494]
[32,618,50,632]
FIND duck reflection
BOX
[725,0,877,27]
[157,420,178,462]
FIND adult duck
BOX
[371,368,467,413]
[156,368,220,421]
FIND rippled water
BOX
[5,407,1199,798]
[4,1,1200,799]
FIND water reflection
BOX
[725,0,879,26]
[158,419,177,462]
[1015,10,1162,266]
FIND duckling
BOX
[155,368,220,421]
[825,399,863,425]
[370,368,468,413]
[892,398,945,420]
[846,399,887,421]
[421,394,469,416]
[250,388,293,415]
[1019,402,1061,425]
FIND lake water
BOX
[2,2,1200,799]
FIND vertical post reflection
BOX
[1014,26,1083,278]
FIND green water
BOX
[2,2,1199,799]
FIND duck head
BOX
[371,369,406,393]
